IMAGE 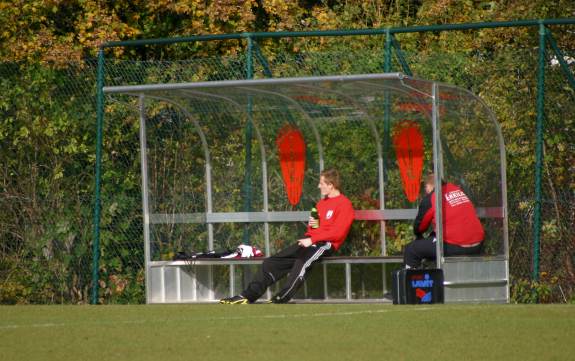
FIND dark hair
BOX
[320,168,341,190]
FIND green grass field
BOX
[1,304,574,361]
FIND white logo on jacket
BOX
[326,210,334,219]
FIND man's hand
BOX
[297,238,313,247]
[308,217,319,229]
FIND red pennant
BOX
[276,124,306,206]
[392,120,424,202]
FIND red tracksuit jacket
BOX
[305,194,354,251]
[414,183,484,246]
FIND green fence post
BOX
[242,35,254,244]
[383,27,392,182]
[384,28,392,73]
[91,48,105,304]
[533,22,546,283]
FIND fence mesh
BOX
[0,61,97,303]
[1,33,574,304]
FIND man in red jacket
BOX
[404,173,484,268]
[220,168,354,304]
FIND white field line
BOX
[0,307,437,330]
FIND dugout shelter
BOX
[103,73,509,303]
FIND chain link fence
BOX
[0,61,96,303]
[1,34,573,304]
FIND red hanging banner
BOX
[276,124,306,206]
[392,120,424,202]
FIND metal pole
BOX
[138,95,152,304]
[242,36,254,244]
[91,48,105,304]
[390,35,413,76]
[533,23,546,282]
[252,41,272,254]
[383,28,392,163]
[101,19,575,49]
[380,28,393,255]
[545,29,575,93]
[432,83,444,269]
[253,41,273,78]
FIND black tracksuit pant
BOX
[241,242,333,303]
[404,236,483,268]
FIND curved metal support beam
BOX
[141,94,215,250]
[432,82,509,259]
[235,86,325,173]
[180,90,269,211]
[295,84,388,255]
[179,89,272,255]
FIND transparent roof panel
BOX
[105,73,507,256]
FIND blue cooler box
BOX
[392,269,444,304]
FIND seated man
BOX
[404,173,484,269]
[220,168,354,304]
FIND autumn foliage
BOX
[1,1,574,304]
